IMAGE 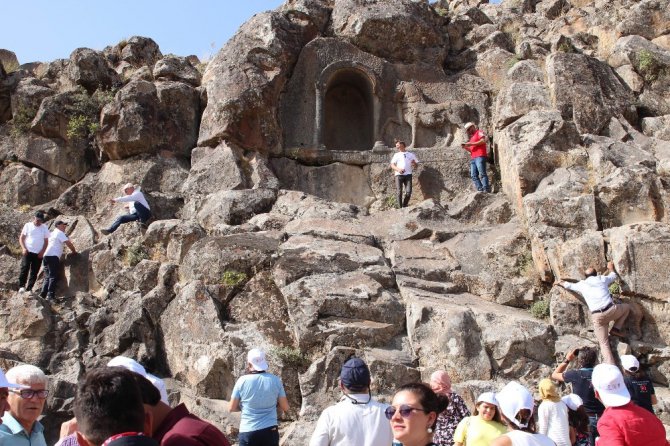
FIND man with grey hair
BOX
[0,364,48,445]
[101,183,152,235]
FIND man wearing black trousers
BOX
[17,212,50,293]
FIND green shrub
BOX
[384,195,398,209]
[609,282,621,295]
[270,346,309,368]
[221,270,248,287]
[516,250,535,277]
[530,299,550,319]
[10,106,36,138]
[66,115,89,139]
[64,87,115,140]
[126,242,149,267]
[636,50,661,82]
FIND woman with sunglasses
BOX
[453,392,506,446]
[491,382,555,446]
[386,383,449,446]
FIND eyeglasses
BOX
[385,404,426,420]
[10,389,49,399]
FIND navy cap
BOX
[340,357,370,390]
[34,211,45,221]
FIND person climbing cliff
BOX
[554,261,630,365]
[461,122,490,193]
[101,183,152,235]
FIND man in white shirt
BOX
[555,261,630,364]
[309,357,392,446]
[17,212,50,293]
[101,183,152,235]
[39,220,77,300]
[390,140,419,208]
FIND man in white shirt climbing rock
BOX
[101,183,152,235]
[554,261,631,364]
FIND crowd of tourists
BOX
[0,347,666,446]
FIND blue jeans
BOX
[40,256,60,298]
[238,426,279,446]
[470,156,490,192]
[108,202,151,233]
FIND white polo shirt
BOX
[309,394,393,446]
[21,222,50,253]
[114,189,150,213]
[391,151,419,176]
[44,228,70,258]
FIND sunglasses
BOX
[10,389,49,399]
[385,404,426,420]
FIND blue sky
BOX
[2,0,503,64]
[1,0,285,64]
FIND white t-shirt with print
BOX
[391,151,419,176]
[21,222,50,253]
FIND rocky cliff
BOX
[1,0,670,443]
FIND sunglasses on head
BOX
[10,389,49,399]
[384,404,426,420]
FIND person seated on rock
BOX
[386,382,449,446]
[39,220,77,301]
[0,367,24,425]
[390,140,419,208]
[17,211,50,293]
[101,183,152,235]
[429,370,470,446]
[461,122,490,193]
[591,363,667,446]
[490,381,554,446]
[309,357,392,446]
[229,348,289,446]
[552,346,604,446]
[0,364,50,446]
[620,354,657,414]
[72,367,158,446]
[554,261,630,365]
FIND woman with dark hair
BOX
[453,392,506,446]
[561,394,590,446]
[620,354,657,414]
[429,370,470,445]
[386,382,449,446]
[491,382,555,446]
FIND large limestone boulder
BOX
[66,48,120,93]
[0,292,53,366]
[98,80,159,159]
[494,81,551,129]
[10,78,53,118]
[0,163,71,206]
[190,189,277,228]
[546,52,635,135]
[154,80,200,157]
[607,223,670,301]
[199,10,319,152]
[281,272,405,352]
[10,135,93,182]
[271,190,366,221]
[642,115,670,141]
[153,55,202,87]
[616,0,670,41]
[120,36,162,68]
[270,158,374,207]
[331,0,447,65]
[181,143,245,194]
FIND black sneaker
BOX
[39,291,47,299]
[100,228,111,235]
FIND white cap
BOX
[0,368,23,389]
[122,182,135,191]
[247,348,268,372]
[620,355,640,372]
[477,391,498,406]
[464,122,476,130]
[561,393,584,411]
[496,381,535,428]
[592,363,631,407]
[107,356,169,403]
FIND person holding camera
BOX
[552,346,603,446]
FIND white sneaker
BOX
[18,287,25,293]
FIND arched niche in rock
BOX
[316,62,380,151]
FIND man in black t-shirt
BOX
[552,346,603,446]
[621,354,657,414]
